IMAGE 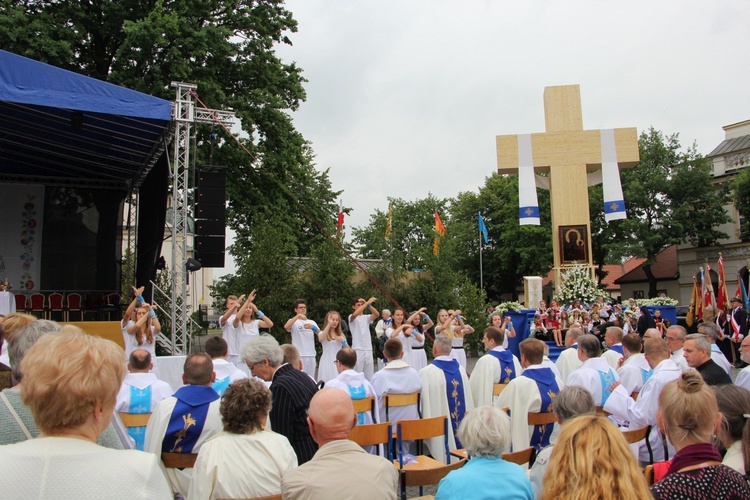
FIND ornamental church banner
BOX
[0,184,44,290]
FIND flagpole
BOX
[479,212,484,291]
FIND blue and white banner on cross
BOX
[600,128,627,222]
[517,134,540,225]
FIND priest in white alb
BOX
[602,326,624,369]
[566,334,619,406]
[325,347,380,425]
[418,334,473,463]
[370,338,422,426]
[617,332,653,397]
[555,327,584,384]
[604,337,681,462]
[495,338,562,454]
[469,326,523,408]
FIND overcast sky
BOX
[218,0,750,277]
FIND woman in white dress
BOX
[436,308,474,370]
[407,308,433,371]
[387,308,419,367]
[317,311,347,383]
[233,292,274,360]
[126,302,160,374]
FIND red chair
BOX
[66,293,83,322]
[14,293,27,313]
[84,293,103,321]
[29,293,46,319]
[101,293,120,321]
[48,292,64,321]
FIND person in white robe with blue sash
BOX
[602,326,625,369]
[555,327,584,384]
[470,326,523,408]
[604,337,681,462]
[144,353,223,497]
[496,338,562,456]
[115,349,173,450]
[617,332,653,396]
[205,336,248,396]
[418,335,474,463]
[566,334,619,407]
[325,347,380,426]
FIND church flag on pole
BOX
[600,129,627,222]
[478,213,489,245]
[433,210,446,256]
[702,266,717,311]
[741,274,750,311]
[336,200,345,239]
[517,134,540,225]
[686,276,699,327]
[717,254,729,313]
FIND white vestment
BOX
[370,359,422,425]
[670,348,689,371]
[211,358,248,396]
[541,356,562,380]
[495,365,563,455]
[617,353,652,395]
[736,366,750,391]
[603,344,624,370]
[566,357,619,406]
[418,356,474,464]
[234,319,260,360]
[469,347,523,408]
[115,373,174,413]
[604,358,681,462]
[325,369,380,424]
[555,345,583,384]
[144,391,223,497]
[187,430,297,500]
[350,314,375,380]
[711,344,731,374]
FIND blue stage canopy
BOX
[0,50,173,189]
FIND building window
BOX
[634,291,644,299]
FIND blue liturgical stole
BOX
[609,344,624,355]
[127,385,152,450]
[432,359,467,448]
[640,367,653,385]
[521,368,560,452]
[162,385,220,454]
[211,376,231,396]
[488,350,516,383]
[348,384,368,425]
[598,368,617,405]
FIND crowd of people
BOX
[0,288,749,499]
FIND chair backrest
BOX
[352,396,375,420]
[493,383,508,396]
[217,495,282,500]
[66,293,82,310]
[161,452,198,469]
[106,293,120,306]
[622,425,650,444]
[48,292,64,310]
[401,458,467,488]
[397,415,447,442]
[501,447,536,467]
[384,391,421,420]
[526,411,557,426]
[14,293,27,311]
[29,293,45,310]
[349,422,392,460]
[643,464,654,486]
[85,293,103,309]
[118,412,152,428]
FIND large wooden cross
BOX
[496,84,640,284]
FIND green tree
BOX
[619,128,729,297]
[732,168,750,241]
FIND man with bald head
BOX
[281,389,398,499]
[602,326,625,369]
[604,337,682,462]
[555,327,584,384]
[643,328,662,340]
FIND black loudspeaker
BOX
[194,236,226,268]
[195,165,227,267]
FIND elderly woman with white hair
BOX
[0,329,171,498]
[435,405,533,500]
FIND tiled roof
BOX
[614,245,679,284]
